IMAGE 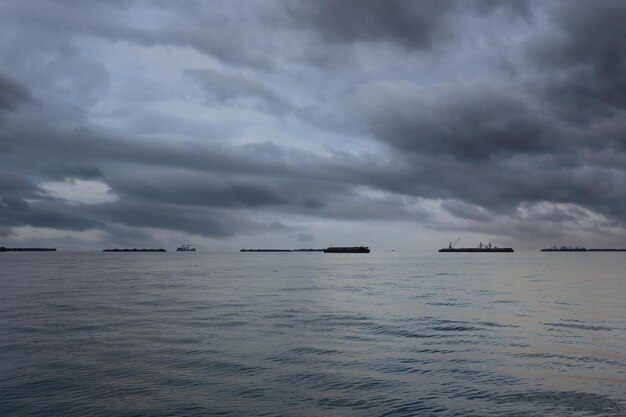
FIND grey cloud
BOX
[0,226,14,237]
[89,200,285,239]
[0,200,102,231]
[286,0,535,54]
[2,0,626,247]
[5,0,275,70]
[286,0,455,50]
[431,200,620,246]
[110,175,290,209]
[526,204,590,224]
[146,2,280,70]
[103,167,426,222]
[1,196,29,212]
[1,8,110,112]
[526,0,626,119]
[186,68,290,114]
[1,121,281,178]
[297,233,315,243]
[441,200,492,222]
[43,164,103,181]
[349,104,626,226]
[469,0,534,20]
[360,84,554,160]
[0,172,41,196]
[1,112,378,189]
[98,224,166,249]
[0,72,31,112]
[127,111,237,139]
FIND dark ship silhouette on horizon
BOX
[241,246,370,253]
[541,245,626,252]
[439,239,513,253]
[0,247,56,252]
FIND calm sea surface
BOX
[1,251,625,416]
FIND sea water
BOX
[1,251,625,416]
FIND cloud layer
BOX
[1,0,625,250]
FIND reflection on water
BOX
[0,252,625,416]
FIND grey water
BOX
[1,252,625,416]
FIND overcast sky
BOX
[1,0,625,251]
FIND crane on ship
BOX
[448,238,460,249]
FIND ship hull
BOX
[103,249,166,252]
[439,248,513,253]
[541,248,626,252]
[324,246,370,253]
[0,247,56,252]
[540,249,586,252]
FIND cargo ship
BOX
[541,246,626,252]
[0,247,56,252]
[439,241,513,253]
[324,246,370,253]
[103,248,166,252]
[240,247,370,253]
[240,249,294,252]
[540,246,586,252]
[176,244,196,252]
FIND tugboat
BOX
[176,244,196,252]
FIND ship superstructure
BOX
[439,241,513,253]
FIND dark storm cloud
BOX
[89,200,289,238]
[111,175,290,209]
[361,144,626,225]
[1,196,29,212]
[43,164,103,181]
[441,200,492,222]
[104,168,428,222]
[526,0,626,119]
[286,0,455,50]
[0,118,346,183]
[0,199,102,231]
[286,0,534,53]
[469,0,533,18]
[0,172,41,197]
[0,72,31,112]
[186,68,290,114]
[337,0,626,231]
[0,109,427,239]
[360,84,554,161]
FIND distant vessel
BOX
[324,246,370,253]
[541,246,586,252]
[176,244,196,252]
[439,241,513,253]
[0,247,56,252]
[241,249,295,252]
[239,249,324,252]
[103,248,166,252]
[541,246,626,252]
[240,247,369,253]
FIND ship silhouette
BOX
[439,240,513,253]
